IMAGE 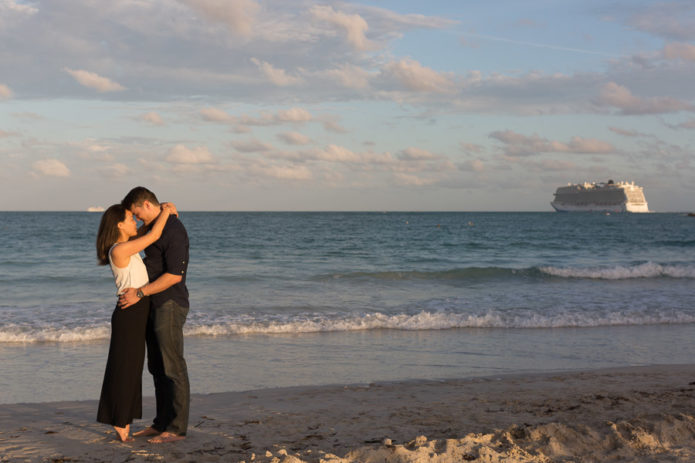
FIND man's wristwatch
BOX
[136,288,145,299]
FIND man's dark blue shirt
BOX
[144,215,189,308]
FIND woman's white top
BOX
[108,244,149,295]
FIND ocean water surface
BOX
[1,211,694,403]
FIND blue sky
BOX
[1,0,694,211]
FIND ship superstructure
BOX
[551,180,649,212]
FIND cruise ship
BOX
[551,180,649,213]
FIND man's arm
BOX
[119,273,182,309]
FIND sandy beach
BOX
[1,364,695,462]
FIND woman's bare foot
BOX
[114,424,133,442]
[133,426,160,438]
[148,431,185,443]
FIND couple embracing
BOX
[95,186,190,443]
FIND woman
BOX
[95,201,176,442]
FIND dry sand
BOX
[2,364,695,462]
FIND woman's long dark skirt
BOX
[97,296,149,427]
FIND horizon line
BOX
[2,209,687,213]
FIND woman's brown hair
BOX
[96,204,126,266]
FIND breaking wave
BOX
[540,262,695,279]
[326,262,695,282]
[3,307,695,343]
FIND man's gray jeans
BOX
[146,299,190,435]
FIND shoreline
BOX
[2,364,695,462]
[5,323,695,407]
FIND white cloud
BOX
[393,173,437,186]
[181,0,260,37]
[142,112,164,126]
[233,125,252,133]
[232,138,274,153]
[87,144,109,153]
[165,144,215,164]
[670,118,695,130]
[398,147,438,161]
[77,142,113,161]
[490,130,616,156]
[310,5,373,51]
[608,127,648,137]
[441,70,605,115]
[263,143,455,178]
[460,142,484,154]
[314,144,363,163]
[276,108,312,123]
[99,163,130,178]
[64,68,125,93]
[0,83,12,99]
[201,107,315,128]
[0,0,463,105]
[5,0,690,122]
[313,144,395,165]
[356,4,456,31]
[32,159,70,177]
[321,64,371,89]
[1,0,38,15]
[459,159,485,172]
[277,132,311,145]
[251,58,302,86]
[523,159,578,172]
[564,137,616,153]
[264,143,457,178]
[320,117,348,133]
[380,58,455,93]
[12,112,43,121]
[663,42,695,61]
[249,162,313,181]
[469,159,485,172]
[237,108,313,126]
[598,82,692,115]
[200,107,234,122]
[627,2,695,41]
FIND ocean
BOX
[1,211,694,404]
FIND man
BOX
[119,186,190,444]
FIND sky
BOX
[1,0,694,211]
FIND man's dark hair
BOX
[121,186,160,209]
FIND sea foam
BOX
[539,262,695,279]
[0,325,111,343]
[3,308,695,343]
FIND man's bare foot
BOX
[148,431,185,444]
[133,426,160,438]
[114,425,133,442]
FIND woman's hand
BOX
[161,202,178,217]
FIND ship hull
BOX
[550,202,650,213]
